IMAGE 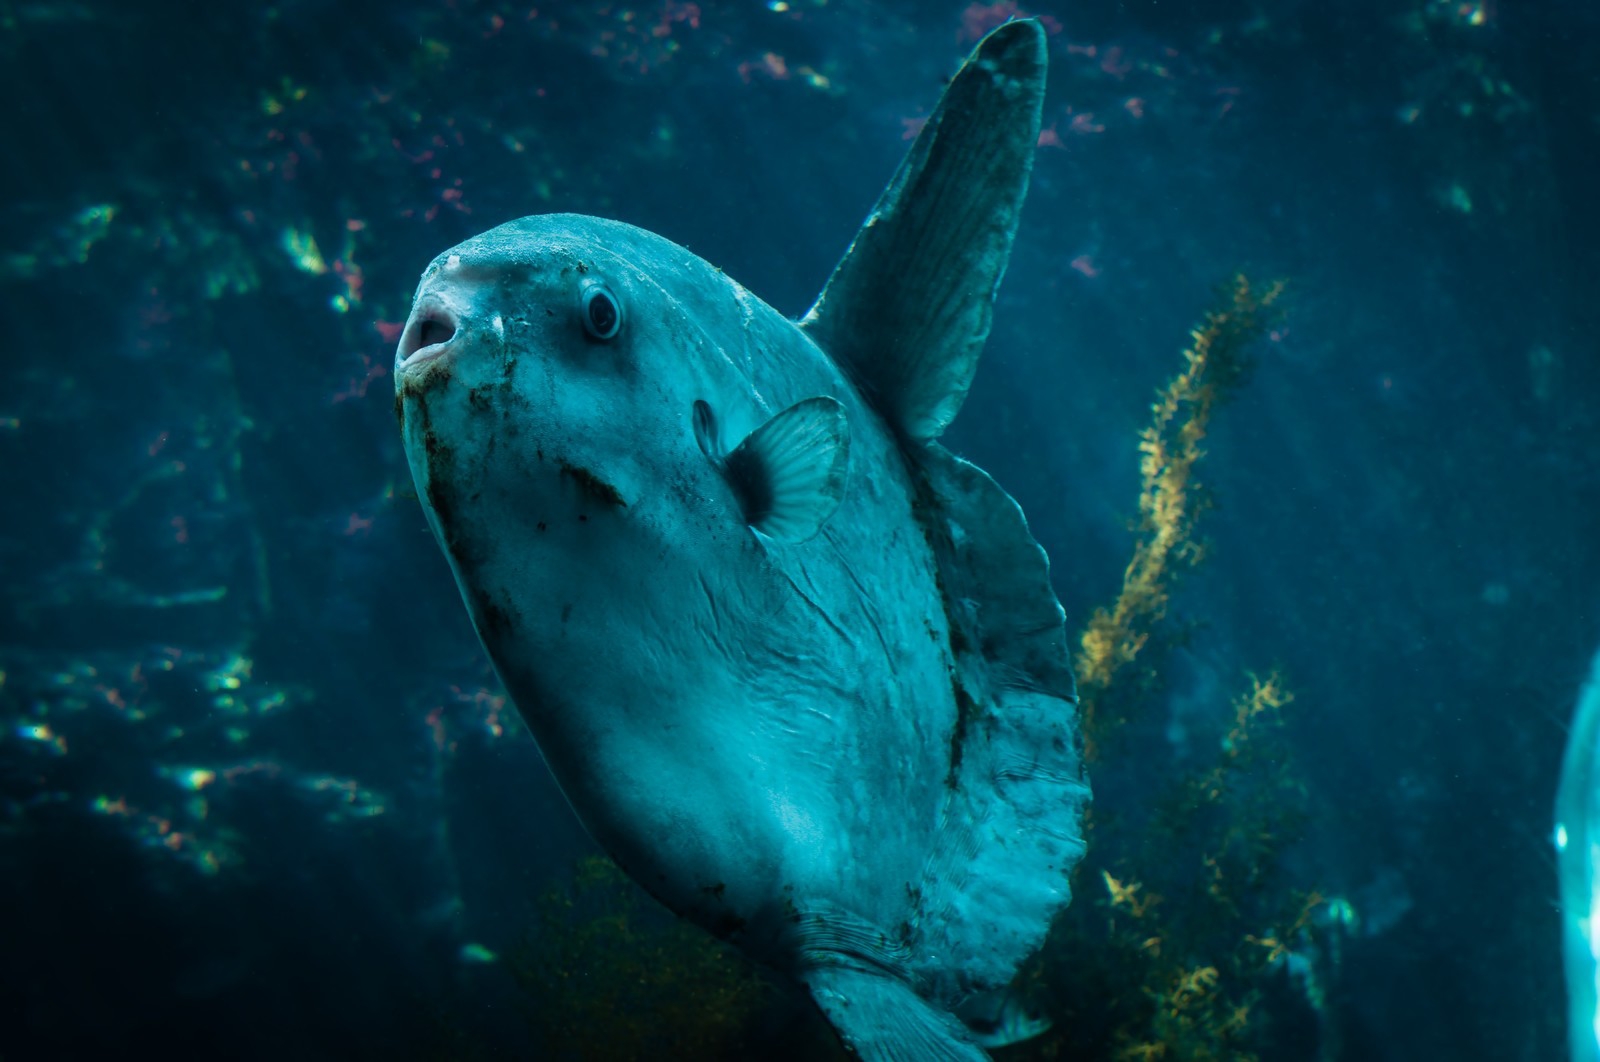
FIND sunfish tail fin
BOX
[908,444,1090,999]
[800,18,1047,440]
[806,966,992,1062]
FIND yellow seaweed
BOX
[1076,274,1287,761]
[1012,274,1316,1062]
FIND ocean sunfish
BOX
[394,20,1089,1060]
[1557,643,1600,1062]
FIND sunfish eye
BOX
[580,282,622,341]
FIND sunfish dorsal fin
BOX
[800,19,1046,440]
[697,396,850,544]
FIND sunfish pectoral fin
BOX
[718,395,849,544]
[799,18,1047,440]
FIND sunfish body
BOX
[394,20,1089,1059]
[1557,644,1600,1062]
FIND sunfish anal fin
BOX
[799,18,1047,440]
[806,966,990,1062]
[699,395,850,544]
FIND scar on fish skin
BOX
[475,588,519,638]
[946,681,979,788]
[419,407,483,568]
[559,459,627,508]
[423,432,470,563]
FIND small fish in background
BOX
[1556,643,1600,1062]
[957,986,1053,1049]
[394,20,1088,1060]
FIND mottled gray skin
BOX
[395,216,961,962]
[397,21,1088,1059]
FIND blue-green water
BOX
[3,2,1596,1059]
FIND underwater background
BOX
[3,0,1597,1059]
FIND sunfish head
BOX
[391,213,784,732]
[392,212,863,915]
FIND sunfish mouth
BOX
[396,299,460,374]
